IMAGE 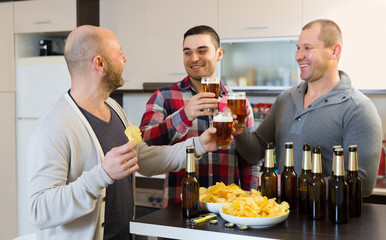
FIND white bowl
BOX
[200,201,230,214]
[219,208,289,228]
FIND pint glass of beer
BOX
[201,76,220,112]
[226,92,247,128]
[212,111,233,149]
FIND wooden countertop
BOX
[130,202,386,240]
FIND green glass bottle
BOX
[298,144,311,214]
[345,145,362,217]
[308,146,326,220]
[182,146,199,218]
[281,142,297,209]
[329,148,349,224]
[328,145,341,217]
[261,143,277,199]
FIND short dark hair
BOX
[303,19,342,48]
[183,25,220,49]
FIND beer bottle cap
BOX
[266,143,274,149]
[285,142,293,148]
[312,146,321,154]
[349,145,357,151]
[186,146,195,153]
[303,144,311,151]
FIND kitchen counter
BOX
[130,202,386,240]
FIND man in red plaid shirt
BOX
[139,25,258,207]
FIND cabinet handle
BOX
[245,25,269,30]
[34,21,52,25]
[168,72,186,75]
[17,117,39,120]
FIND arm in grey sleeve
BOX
[234,101,277,164]
[136,137,205,176]
[343,100,382,197]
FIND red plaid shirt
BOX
[139,76,258,207]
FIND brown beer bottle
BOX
[182,146,199,218]
[328,145,341,217]
[308,146,326,220]
[298,144,312,214]
[281,142,297,209]
[345,145,362,217]
[329,148,349,224]
[261,143,277,199]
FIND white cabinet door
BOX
[303,0,386,90]
[0,93,17,239]
[142,0,218,89]
[219,0,302,39]
[14,0,77,33]
[100,0,146,90]
[0,2,14,92]
[101,0,218,90]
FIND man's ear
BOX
[93,55,105,73]
[216,47,223,61]
[331,43,342,60]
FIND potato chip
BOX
[222,189,290,218]
[199,182,249,203]
[124,125,142,144]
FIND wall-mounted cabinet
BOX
[14,0,77,34]
[303,0,386,90]
[218,0,302,39]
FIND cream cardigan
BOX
[27,93,205,240]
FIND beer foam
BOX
[227,96,246,100]
[213,114,233,122]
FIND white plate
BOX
[200,202,230,214]
[219,208,289,228]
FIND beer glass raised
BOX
[201,76,220,112]
[226,92,247,127]
[212,111,233,149]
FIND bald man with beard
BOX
[27,25,218,240]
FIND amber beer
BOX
[201,77,220,112]
[213,111,233,149]
[227,92,247,127]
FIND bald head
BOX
[64,25,113,76]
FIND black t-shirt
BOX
[80,104,133,240]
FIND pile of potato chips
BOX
[222,189,289,218]
[200,182,289,218]
[199,182,249,203]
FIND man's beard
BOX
[103,64,124,93]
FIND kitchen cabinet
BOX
[14,0,77,33]
[101,0,217,90]
[100,0,146,90]
[218,0,302,39]
[0,2,17,239]
[0,2,15,92]
[0,93,17,240]
[142,0,217,89]
[303,0,386,90]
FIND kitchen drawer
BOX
[14,0,77,33]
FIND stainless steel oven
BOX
[134,173,165,218]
